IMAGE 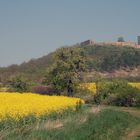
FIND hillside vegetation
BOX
[0,45,140,85]
[83,45,140,71]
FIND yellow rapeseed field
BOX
[79,83,96,94]
[0,93,83,121]
[80,82,140,94]
[128,82,140,90]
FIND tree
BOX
[43,47,86,96]
[118,37,125,42]
[8,76,29,92]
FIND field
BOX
[128,82,140,90]
[0,93,83,121]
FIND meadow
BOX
[0,105,140,140]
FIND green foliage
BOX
[0,45,140,86]
[94,80,140,106]
[118,36,125,42]
[8,76,29,92]
[75,100,83,111]
[83,45,140,71]
[0,45,140,85]
[103,47,140,71]
[0,53,54,85]
[43,47,86,96]
[75,87,95,104]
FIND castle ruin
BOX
[80,36,140,48]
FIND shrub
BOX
[75,86,95,104]
[8,76,29,93]
[32,85,56,95]
[94,80,140,107]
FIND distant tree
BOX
[8,76,29,92]
[43,47,86,96]
[118,37,125,42]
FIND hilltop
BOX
[0,44,140,85]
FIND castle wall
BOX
[80,38,140,48]
[80,40,94,46]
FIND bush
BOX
[94,80,140,107]
[32,85,56,95]
[75,86,95,104]
[8,76,29,93]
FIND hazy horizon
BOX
[0,0,140,67]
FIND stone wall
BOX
[80,39,140,48]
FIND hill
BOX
[0,44,140,85]
[0,53,54,84]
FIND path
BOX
[116,107,140,140]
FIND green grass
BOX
[29,109,140,140]
[1,106,140,140]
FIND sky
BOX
[0,0,140,67]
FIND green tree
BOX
[43,47,86,96]
[118,37,125,42]
[8,76,29,92]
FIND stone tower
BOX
[138,36,140,45]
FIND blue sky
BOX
[0,0,140,66]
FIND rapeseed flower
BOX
[0,93,83,120]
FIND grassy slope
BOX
[0,45,140,84]
[1,106,140,140]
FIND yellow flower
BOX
[128,82,140,90]
[0,93,83,120]
[79,83,96,95]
